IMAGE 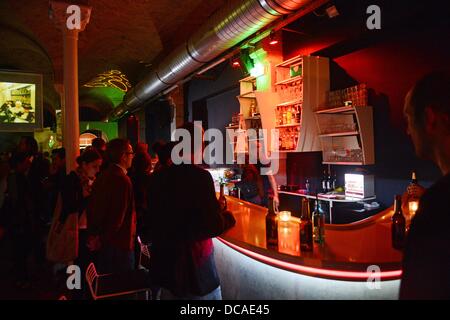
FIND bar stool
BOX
[137,236,151,270]
[85,263,151,300]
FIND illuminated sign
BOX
[84,70,131,92]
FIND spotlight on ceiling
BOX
[231,58,241,68]
[325,5,339,18]
[269,32,279,45]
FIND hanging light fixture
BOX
[269,31,279,45]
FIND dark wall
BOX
[187,61,243,166]
[187,62,245,125]
[282,0,449,207]
[144,100,173,155]
[0,132,30,153]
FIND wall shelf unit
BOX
[315,105,374,165]
[268,55,329,152]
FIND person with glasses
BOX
[87,139,137,274]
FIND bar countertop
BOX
[217,196,403,281]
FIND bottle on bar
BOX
[305,179,311,194]
[219,183,227,211]
[331,171,337,191]
[407,170,419,215]
[312,196,325,244]
[300,198,313,252]
[321,169,328,193]
[326,170,333,192]
[392,195,406,250]
[265,196,278,249]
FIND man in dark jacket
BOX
[400,71,450,299]
[6,152,34,287]
[146,122,235,300]
[87,139,136,273]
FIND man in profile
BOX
[401,71,450,299]
[87,138,136,273]
[146,122,235,300]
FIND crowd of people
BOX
[0,123,235,300]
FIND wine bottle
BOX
[407,171,419,215]
[392,195,406,250]
[312,196,325,244]
[265,196,278,249]
[219,183,227,211]
[300,198,313,252]
[321,170,328,193]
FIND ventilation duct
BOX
[110,0,324,119]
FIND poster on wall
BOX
[0,70,43,132]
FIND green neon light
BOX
[250,62,265,78]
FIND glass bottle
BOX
[219,183,227,211]
[407,171,419,216]
[392,195,406,250]
[312,196,325,245]
[266,196,278,250]
[300,198,313,252]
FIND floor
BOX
[0,233,67,300]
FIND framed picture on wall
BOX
[0,70,43,132]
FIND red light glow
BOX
[217,237,402,281]
[232,61,241,68]
[269,39,279,45]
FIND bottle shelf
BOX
[315,105,374,165]
[315,106,356,114]
[244,116,261,120]
[275,55,303,68]
[319,131,359,138]
[275,123,301,128]
[239,76,256,82]
[237,92,256,99]
[275,75,303,86]
[275,99,302,107]
[322,161,364,165]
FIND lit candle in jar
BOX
[279,211,291,222]
[408,200,419,214]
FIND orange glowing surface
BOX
[219,196,403,280]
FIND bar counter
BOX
[213,196,403,299]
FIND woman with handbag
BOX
[47,149,102,296]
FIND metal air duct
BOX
[110,0,323,119]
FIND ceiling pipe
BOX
[109,0,328,120]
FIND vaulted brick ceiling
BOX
[0,0,226,117]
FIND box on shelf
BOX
[289,65,302,77]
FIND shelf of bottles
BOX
[278,126,300,151]
[274,56,305,152]
[275,103,301,127]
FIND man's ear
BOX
[424,106,438,134]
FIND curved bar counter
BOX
[214,196,403,299]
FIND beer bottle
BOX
[300,198,313,252]
[331,172,337,191]
[392,195,406,250]
[407,171,419,214]
[265,196,278,249]
[312,196,325,244]
[219,183,227,211]
[321,170,328,193]
[326,170,332,192]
